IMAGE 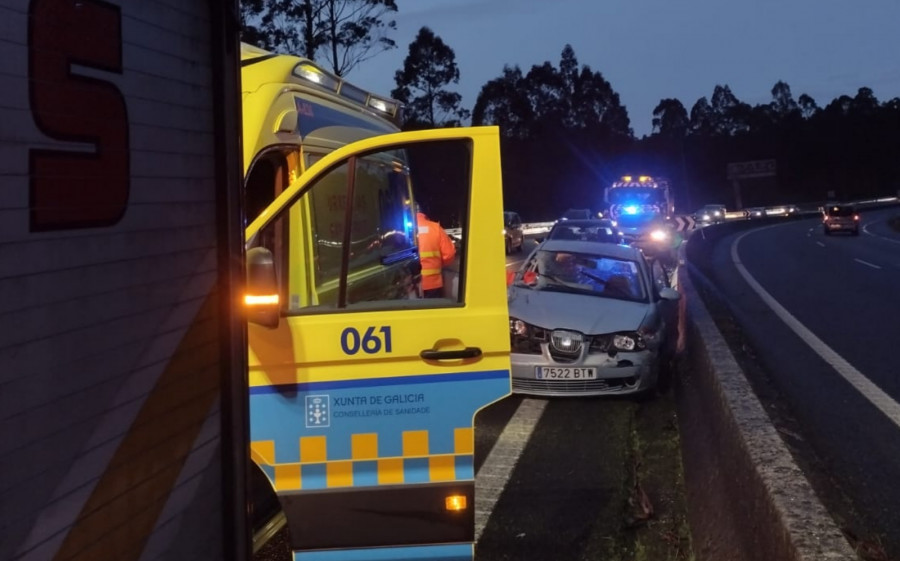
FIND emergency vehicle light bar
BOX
[368,96,400,118]
[292,62,340,91]
[339,81,369,104]
[291,61,402,120]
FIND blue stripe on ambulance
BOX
[293,543,472,561]
[250,369,508,488]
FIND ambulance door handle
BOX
[420,347,482,360]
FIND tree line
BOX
[240,1,900,220]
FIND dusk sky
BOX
[349,0,900,137]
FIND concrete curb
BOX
[674,244,858,561]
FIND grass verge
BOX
[627,388,695,561]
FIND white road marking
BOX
[862,219,900,244]
[854,258,881,269]
[475,397,547,541]
[732,231,900,429]
[816,241,825,247]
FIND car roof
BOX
[537,239,642,260]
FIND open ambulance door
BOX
[244,126,511,561]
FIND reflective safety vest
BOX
[416,212,456,290]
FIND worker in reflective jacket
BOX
[416,205,456,298]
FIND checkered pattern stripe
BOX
[252,427,475,491]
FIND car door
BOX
[243,127,511,557]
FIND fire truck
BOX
[604,175,678,266]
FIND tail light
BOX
[853,215,859,221]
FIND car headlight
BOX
[649,229,669,242]
[510,318,528,336]
[613,332,647,351]
[702,214,710,220]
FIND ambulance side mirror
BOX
[245,247,280,328]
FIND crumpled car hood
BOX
[508,287,651,334]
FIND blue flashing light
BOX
[624,205,639,215]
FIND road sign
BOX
[673,215,696,231]
[727,159,776,180]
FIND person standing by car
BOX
[416,203,457,298]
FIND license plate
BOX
[535,367,597,380]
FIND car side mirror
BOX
[245,246,280,328]
[659,287,680,301]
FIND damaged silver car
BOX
[507,240,679,397]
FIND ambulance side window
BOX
[254,139,471,314]
[345,154,416,304]
[308,162,349,302]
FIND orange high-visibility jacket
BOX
[416,212,456,290]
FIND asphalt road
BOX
[473,395,635,560]
[700,207,900,558]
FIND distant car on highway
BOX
[559,208,593,221]
[504,211,525,254]
[545,218,624,244]
[507,240,679,397]
[693,204,727,224]
[822,204,859,235]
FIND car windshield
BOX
[548,223,618,243]
[513,249,646,301]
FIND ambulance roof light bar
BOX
[291,61,403,122]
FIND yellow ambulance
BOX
[240,43,512,561]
